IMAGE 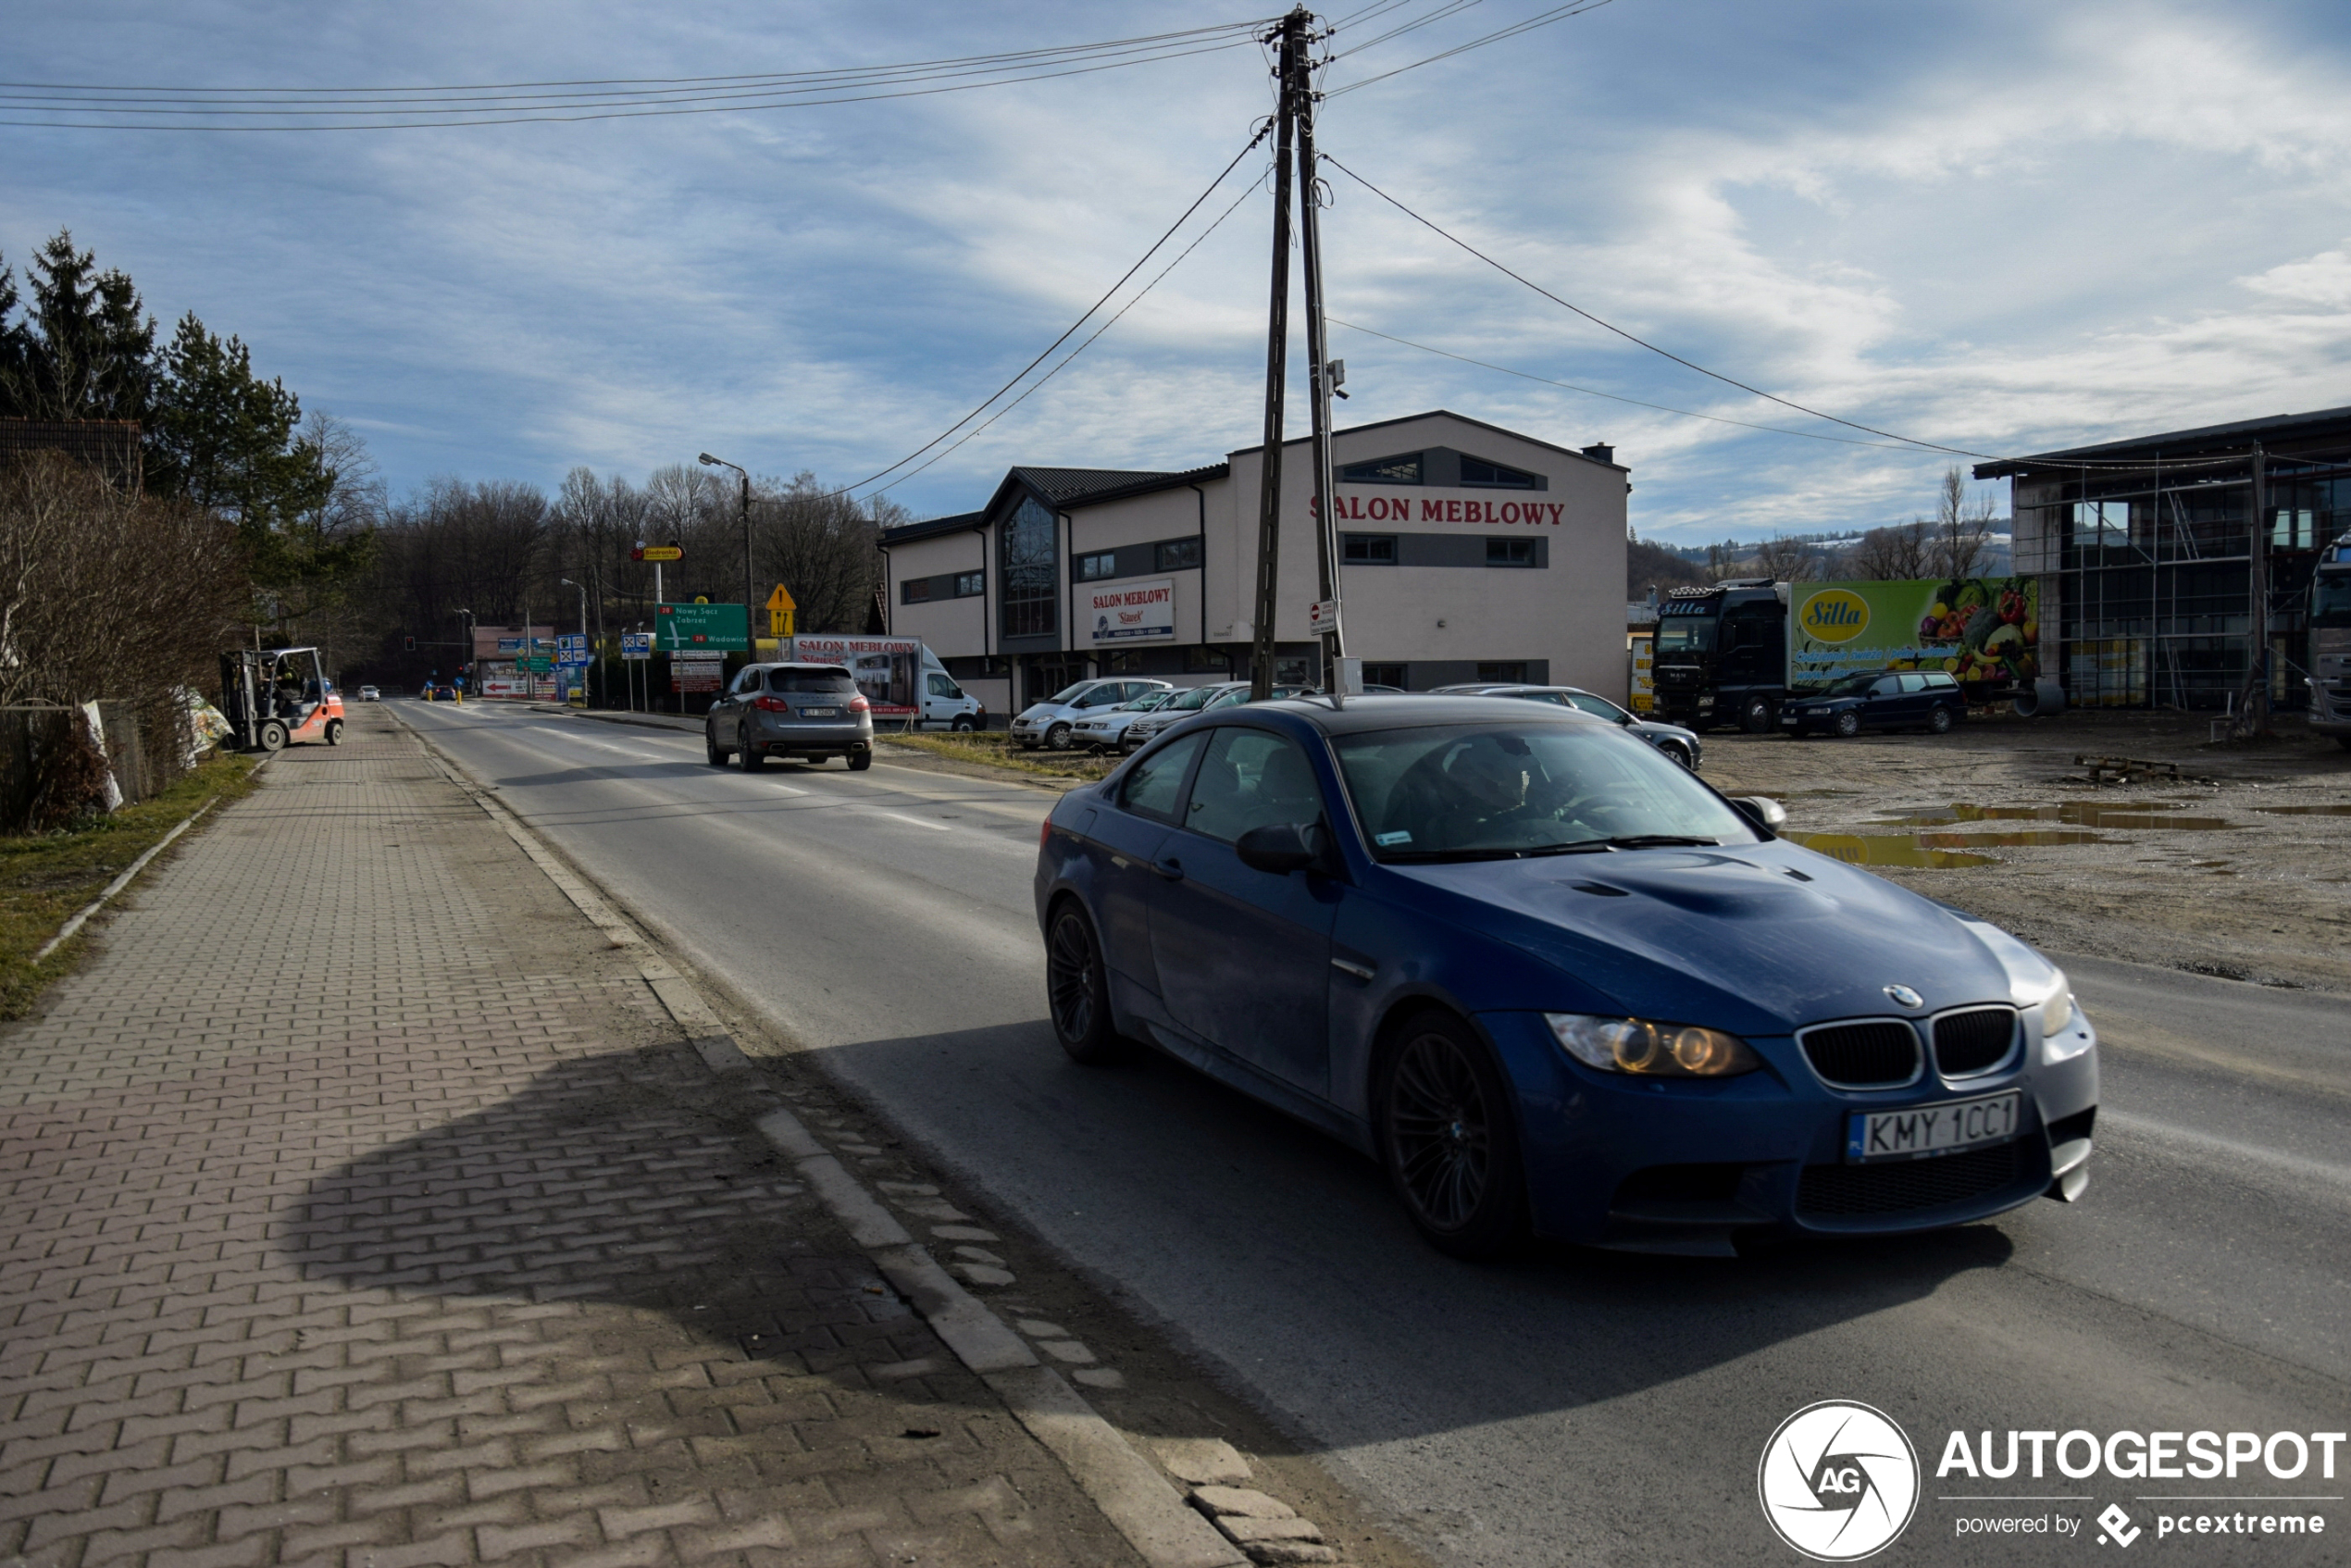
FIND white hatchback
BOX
[1010,678,1172,751]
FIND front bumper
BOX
[1778,707,1843,734]
[1477,1007,2100,1253]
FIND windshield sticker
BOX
[1375,830,1413,846]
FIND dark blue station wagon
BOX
[1033,696,2097,1258]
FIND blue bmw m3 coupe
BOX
[1032,695,2097,1258]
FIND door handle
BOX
[1151,857,1186,882]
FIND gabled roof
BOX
[1226,408,1624,470]
[1008,466,1183,504]
[880,463,1230,547]
[876,508,987,547]
[1973,404,2351,479]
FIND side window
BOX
[729,666,763,695]
[1872,677,1902,696]
[1121,681,1158,702]
[1119,731,1206,823]
[927,673,959,698]
[1897,674,1930,693]
[1183,729,1325,843]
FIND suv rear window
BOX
[771,667,855,694]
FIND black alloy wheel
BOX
[1834,710,1861,739]
[1741,695,1775,734]
[1045,904,1122,1064]
[1380,1013,1526,1259]
[1929,705,1955,734]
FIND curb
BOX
[387,706,1247,1568]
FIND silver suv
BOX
[1012,678,1172,751]
[707,663,875,771]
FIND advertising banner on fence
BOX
[1790,577,2041,693]
[785,635,923,717]
[1086,578,1176,644]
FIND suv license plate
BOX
[1846,1089,2021,1164]
[798,707,840,718]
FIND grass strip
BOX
[0,753,256,1019]
[878,731,1119,782]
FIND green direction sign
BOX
[521,654,553,672]
[655,602,749,653]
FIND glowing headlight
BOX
[1546,1014,1760,1077]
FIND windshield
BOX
[1561,691,1627,722]
[1164,685,1227,712]
[1045,682,1092,705]
[1655,614,1717,654]
[1333,722,1759,861]
[2314,570,2351,628]
[1822,673,1881,697]
[1121,691,1173,712]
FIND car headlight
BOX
[1546,1014,1760,1077]
[2041,973,2089,1062]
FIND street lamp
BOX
[698,453,753,657]
[454,608,474,694]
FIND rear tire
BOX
[1834,710,1860,739]
[738,738,765,771]
[1046,903,1123,1064]
[1378,1012,1526,1260]
[2340,735,2351,753]
[1929,705,1955,735]
[848,751,873,772]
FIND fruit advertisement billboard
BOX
[1789,578,2041,694]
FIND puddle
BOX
[1877,802,2236,830]
[1789,833,1998,869]
[2252,803,2351,816]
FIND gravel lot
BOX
[1697,709,2351,993]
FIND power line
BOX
[0,19,1276,131]
[834,124,1275,499]
[1324,154,1996,456]
[1326,318,1914,448]
[1326,0,1619,96]
[868,173,1268,498]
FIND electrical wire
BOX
[0,19,1276,131]
[1327,1,1492,60]
[1327,318,1915,448]
[866,172,1267,498]
[1325,0,1617,95]
[832,124,1274,499]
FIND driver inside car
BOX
[1388,732,1574,852]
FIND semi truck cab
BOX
[1652,579,1791,732]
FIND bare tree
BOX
[1845,519,1931,579]
[1931,465,1999,579]
[1752,533,1822,582]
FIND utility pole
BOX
[1249,7,1309,702]
[1294,21,1344,683]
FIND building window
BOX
[1157,537,1202,572]
[1476,661,1527,683]
[1343,534,1398,565]
[1486,538,1536,566]
[954,570,984,598]
[902,578,932,604]
[1461,454,1539,489]
[1001,498,1057,639]
[1340,452,1423,485]
[1105,651,1143,674]
[1076,551,1118,581]
[1185,645,1232,673]
[1361,663,1407,690]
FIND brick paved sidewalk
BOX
[0,707,1141,1568]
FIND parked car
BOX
[1069,689,1178,752]
[705,662,876,771]
[358,685,381,703]
[1118,682,1313,753]
[1780,669,1967,738]
[1012,678,1174,751]
[1432,683,1705,769]
[1033,694,2096,1258]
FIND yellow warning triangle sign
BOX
[765,583,796,612]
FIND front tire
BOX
[1378,1012,1527,1260]
[705,728,728,766]
[324,719,343,746]
[951,716,978,733]
[1660,741,1691,768]
[258,720,288,753]
[1741,695,1775,734]
[1834,710,1861,739]
[1045,722,1073,751]
[1046,903,1123,1064]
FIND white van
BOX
[784,636,984,730]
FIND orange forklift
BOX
[219,646,346,753]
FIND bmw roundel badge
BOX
[1884,984,1923,1009]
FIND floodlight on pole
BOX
[698,453,753,653]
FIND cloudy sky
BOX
[6,0,2350,541]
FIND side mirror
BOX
[1236,820,1324,876]
[1732,796,1787,831]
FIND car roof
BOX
[1219,694,1612,736]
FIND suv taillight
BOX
[752,695,789,712]
[850,693,870,713]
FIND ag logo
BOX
[1800,589,1872,644]
[1758,1400,1920,1561]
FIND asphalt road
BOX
[398,700,2349,1567]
